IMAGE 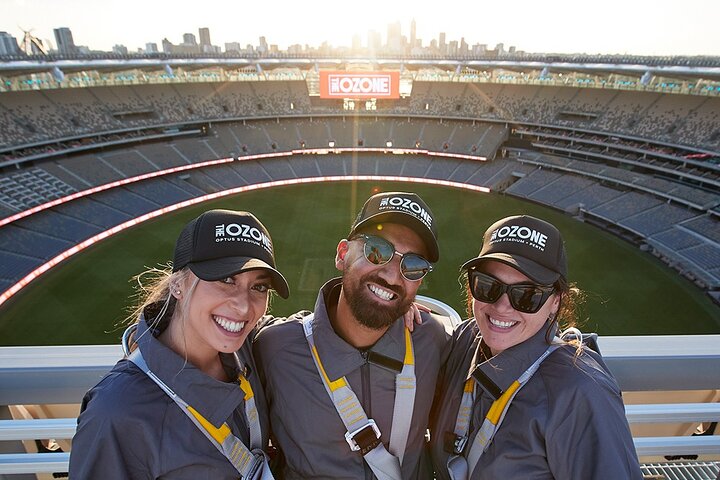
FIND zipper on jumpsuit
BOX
[360,350,374,480]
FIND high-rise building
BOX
[410,19,416,49]
[367,30,381,53]
[258,36,268,54]
[0,32,20,56]
[183,33,197,46]
[287,43,303,54]
[161,38,173,53]
[174,33,200,53]
[473,44,487,55]
[53,27,76,54]
[387,21,402,52]
[145,42,158,53]
[225,42,242,53]
[112,44,128,55]
[199,27,211,47]
[438,32,446,55]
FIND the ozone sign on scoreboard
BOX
[320,71,400,99]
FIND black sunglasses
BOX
[353,234,433,281]
[469,270,555,314]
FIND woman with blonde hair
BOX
[69,209,288,479]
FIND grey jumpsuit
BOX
[254,278,452,479]
[430,319,643,480]
[69,317,270,479]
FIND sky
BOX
[2,0,719,56]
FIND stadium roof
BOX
[2,54,720,80]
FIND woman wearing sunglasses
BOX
[69,209,288,479]
[430,215,642,480]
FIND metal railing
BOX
[0,334,718,476]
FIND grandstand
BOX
[0,54,719,311]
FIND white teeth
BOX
[489,317,517,329]
[213,315,245,333]
[369,284,395,301]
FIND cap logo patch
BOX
[215,223,273,254]
[379,196,433,228]
[491,225,547,251]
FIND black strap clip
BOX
[345,419,382,455]
[444,431,468,455]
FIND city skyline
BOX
[3,0,720,56]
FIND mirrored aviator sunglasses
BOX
[355,234,433,281]
[469,270,555,314]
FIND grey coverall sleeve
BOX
[544,370,643,480]
[69,389,156,479]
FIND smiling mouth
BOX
[213,315,246,333]
[489,317,518,329]
[368,284,396,301]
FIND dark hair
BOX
[548,276,586,344]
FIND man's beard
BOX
[342,271,413,330]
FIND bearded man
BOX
[254,191,452,480]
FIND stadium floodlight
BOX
[386,141,393,148]
[328,141,335,148]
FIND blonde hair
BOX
[124,265,198,349]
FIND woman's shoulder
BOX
[72,360,169,479]
[254,311,309,345]
[80,359,169,420]
[439,319,480,377]
[451,318,480,345]
[538,344,622,399]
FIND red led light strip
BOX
[0,175,489,307]
[0,149,485,228]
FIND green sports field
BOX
[0,180,717,345]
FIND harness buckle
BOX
[345,419,382,454]
[453,434,468,455]
[444,432,468,455]
[245,451,265,480]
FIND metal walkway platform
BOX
[641,461,720,480]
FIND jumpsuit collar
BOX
[135,316,246,427]
[311,278,407,381]
[467,321,558,397]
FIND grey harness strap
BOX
[447,340,563,480]
[302,314,416,480]
[128,349,273,480]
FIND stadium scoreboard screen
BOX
[319,71,400,99]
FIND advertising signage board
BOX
[319,71,400,99]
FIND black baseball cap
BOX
[461,215,567,285]
[172,209,289,298]
[349,192,439,262]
